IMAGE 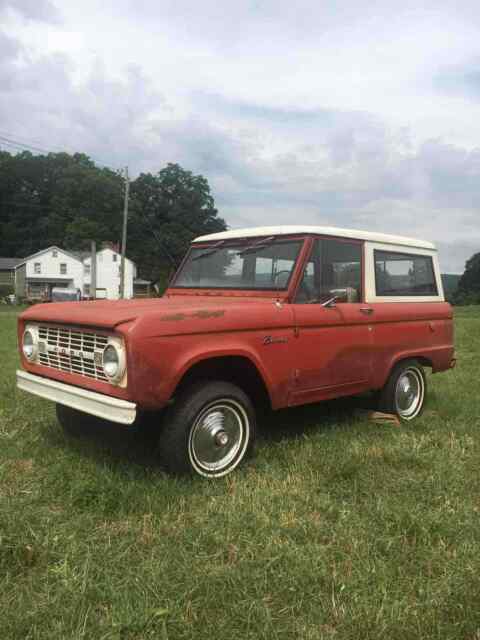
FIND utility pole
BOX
[120,166,129,299]
[90,240,96,299]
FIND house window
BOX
[34,262,41,274]
[83,284,90,296]
[52,249,58,258]
[60,263,67,275]
[84,264,91,275]
[113,254,118,262]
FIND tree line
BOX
[1,149,478,302]
[453,253,480,305]
[0,151,226,289]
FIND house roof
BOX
[15,246,83,268]
[194,225,436,251]
[15,245,137,267]
[70,250,90,261]
[82,248,134,264]
[0,257,23,270]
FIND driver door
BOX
[289,237,374,406]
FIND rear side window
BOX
[374,250,438,296]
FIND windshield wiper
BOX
[191,240,226,261]
[236,236,276,256]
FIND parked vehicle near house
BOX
[51,287,81,302]
[16,225,455,478]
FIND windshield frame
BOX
[170,236,307,292]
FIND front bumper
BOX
[16,370,137,425]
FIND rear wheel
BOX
[158,381,255,478]
[378,359,427,421]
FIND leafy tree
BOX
[0,151,124,256]
[129,163,226,284]
[454,252,480,304]
[458,252,480,294]
[0,152,226,288]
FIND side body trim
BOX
[16,370,137,425]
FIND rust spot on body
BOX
[160,309,225,321]
[160,313,187,322]
[192,309,225,319]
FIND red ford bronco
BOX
[17,226,455,478]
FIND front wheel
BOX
[158,381,255,478]
[378,359,427,421]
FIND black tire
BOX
[378,359,427,421]
[158,381,256,478]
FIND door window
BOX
[296,238,362,303]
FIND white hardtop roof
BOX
[194,225,436,250]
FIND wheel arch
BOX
[375,352,433,390]
[172,354,273,411]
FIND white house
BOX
[15,247,84,300]
[15,245,137,301]
[83,247,136,299]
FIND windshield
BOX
[173,238,304,290]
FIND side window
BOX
[296,238,362,303]
[34,262,41,274]
[60,263,67,275]
[322,239,361,300]
[374,251,438,296]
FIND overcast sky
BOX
[1,0,480,272]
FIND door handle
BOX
[360,307,374,315]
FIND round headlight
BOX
[102,343,125,382]
[22,329,36,361]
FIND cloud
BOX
[0,1,479,274]
[0,0,60,23]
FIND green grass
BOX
[1,308,480,639]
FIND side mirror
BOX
[321,295,338,308]
[321,288,349,308]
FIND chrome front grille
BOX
[38,325,108,381]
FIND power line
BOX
[0,130,118,172]
[0,130,65,154]
[0,134,54,155]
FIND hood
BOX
[19,295,284,331]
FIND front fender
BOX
[129,329,293,410]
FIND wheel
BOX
[378,359,427,421]
[158,381,255,478]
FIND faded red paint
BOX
[18,235,455,413]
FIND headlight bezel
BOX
[102,339,126,384]
[22,325,39,362]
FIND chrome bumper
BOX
[16,370,137,425]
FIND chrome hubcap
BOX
[215,430,229,447]
[189,401,248,475]
[395,369,423,419]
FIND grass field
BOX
[1,307,479,639]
